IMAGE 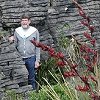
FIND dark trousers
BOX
[23,56,36,90]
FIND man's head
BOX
[20,14,31,29]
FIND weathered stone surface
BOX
[0,37,30,98]
[15,85,33,93]
[0,0,100,99]
[5,84,19,90]
[0,0,48,26]
[0,88,4,100]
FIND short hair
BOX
[20,14,30,20]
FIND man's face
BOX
[21,18,30,29]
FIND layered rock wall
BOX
[0,0,100,99]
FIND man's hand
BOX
[35,61,40,68]
[8,36,14,43]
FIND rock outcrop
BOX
[0,0,100,99]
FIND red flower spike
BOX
[85,64,94,73]
[86,16,91,23]
[89,75,97,83]
[56,61,66,67]
[89,25,95,34]
[92,56,97,66]
[91,50,97,56]
[73,0,98,98]
[30,40,37,45]
[48,48,55,55]
[85,49,97,55]
[79,44,87,52]
[75,85,90,92]
[56,52,64,59]
[80,44,95,54]
[90,38,96,46]
[72,64,78,69]
[48,48,55,53]
[86,63,91,67]
[83,32,92,39]
[90,92,100,100]
[70,71,76,76]
[83,55,90,61]
[79,9,86,18]
[81,20,89,27]
[36,42,46,49]
[32,40,50,51]
[90,92,95,98]
[79,46,84,52]
[63,72,69,77]
[81,76,88,83]
[35,42,42,47]
[84,47,93,53]
[49,52,56,57]
[94,50,97,55]
[63,70,77,78]
[88,67,94,73]
[42,45,50,51]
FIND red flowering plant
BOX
[31,0,100,99]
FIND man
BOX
[9,14,40,90]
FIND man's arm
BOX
[35,30,40,68]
